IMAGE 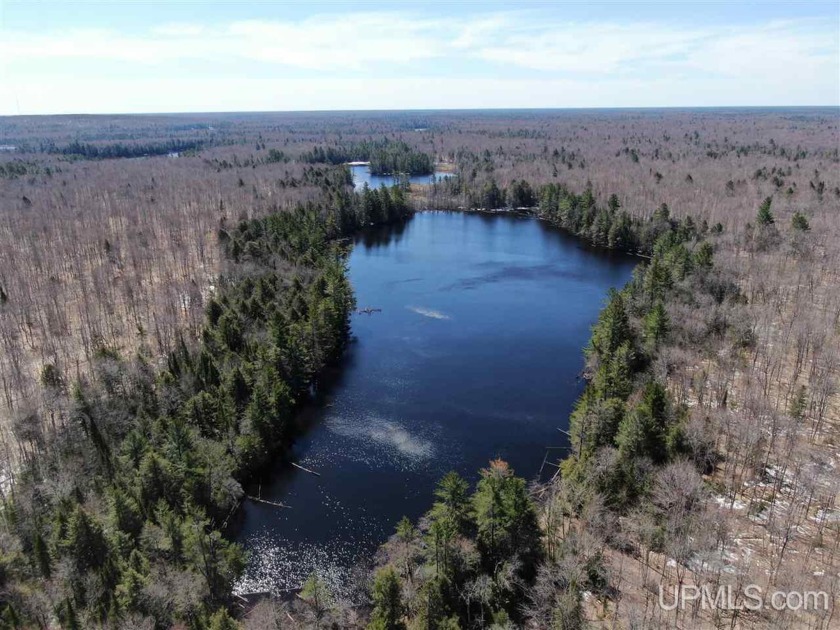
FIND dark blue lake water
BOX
[235,211,636,596]
[350,164,453,190]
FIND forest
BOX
[301,140,433,176]
[0,163,410,627]
[0,108,837,628]
[42,139,206,160]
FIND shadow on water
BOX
[240,340,361,500]
[356,219,409,249]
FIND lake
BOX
[350,164,453,190]
[234,211,636,597]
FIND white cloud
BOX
[683,21,837,79]
[0,12,457,69]
[0,11,836,113]
[467,18,838,80]
[472,21,711,73]
[152,23,207,37]
[225,14,448,69]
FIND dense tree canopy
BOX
[301,139,434,175]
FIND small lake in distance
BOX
[234,211,636,597]
[350,164,454,190]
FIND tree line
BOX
[301,140,434,176]
[41,139,206,160]
[431,173,722,258]
[0,160,44,179]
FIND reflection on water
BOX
[356,218,409,248]
[234,211,636,597]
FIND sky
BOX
[0,0,838,115]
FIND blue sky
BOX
[0,0,837,114]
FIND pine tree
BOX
[587,290,632,362]
[472,460,541,574]
[616,381,670,465]
[644,301,669,348]
[693,241,714,269]
[642,255,672,302]
[593,341,635,400]
[653,203,670,222]
[607,212,634,250]
[791,212,810,231]
[430,471,470,533]
[62,506,110,573]
[138,452,170,510]
[32,531,51,579]
[368,567,405,630]
[110,488,143,539]
[396,516,416,544]
[757,196,775,225]
[208,608,240,630]
[789,385,807,421]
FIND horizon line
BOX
[3,105,839,119]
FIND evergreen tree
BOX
[62,506,110,573]
[396,516,417,544]
[616,381,670,465]
[138,452,170,510]
[481,180,503,209]
[507,179,535,208]
[116,556,148,614]
[472,460,541,575]
[643,301,669,349]
[642,256,672,303]
[587,290,632,362]
[653,203,670,223]
[791,211,810,231]
[693,241,714,269]
[32,531,51,579]
[756,196,775,225]
[430,472,470,533]
[427,517,457,576]
[110,488,143,540]
[607,212,635,250]
[368,567,406,630]
[412,576,453,630]
[603,341,636,399]
[185,524,245,604]
[208,608,240,630]
[789,385,807,421]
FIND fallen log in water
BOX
[246,495,292,509]
[291,461,321,476]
